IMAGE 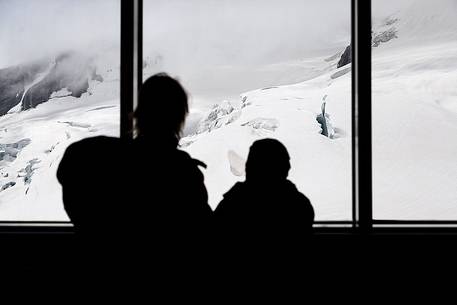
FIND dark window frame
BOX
[1,0,456,234]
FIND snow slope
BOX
[0,53,119,221]
[144,53,344,136]
[181,58,352,219]
[181,0,457,220]
[1,0,456,221]
[372,0,457,219]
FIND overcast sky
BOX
[0,0,120,68]
[143,0,351,68]
[0,0,418,70]
[372,0,416,20]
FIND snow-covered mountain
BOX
[373,0,457,47]
[0,52,105,116]
[371,0,457,219]
[180,0,457,219]
[180,55,352,219]
[0,50,119,220]
[1,0,457,221]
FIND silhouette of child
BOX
[215,138,314,241]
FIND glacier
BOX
[1,0,457,221]
[0,50,120,221]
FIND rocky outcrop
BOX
[0,51,103,116]
[372,18,399,48]
[372,28,398,47]
[0,59,49,116]
[196,101,242,134]
[316,98,335,139]
[385,17,399,26]
[0,181,15,192]
[21,52,101,110]
[337,45,352,68]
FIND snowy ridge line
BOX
[3,0,457,221]
[7,61,56,115]
[181,51,352,214]
[0,49,120,221]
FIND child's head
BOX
[245,138,291,182]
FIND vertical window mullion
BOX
[354,0,373,231]
[121,0,135,139]
[351,0,357,229]
[137,0,143,92]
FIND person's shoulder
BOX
[66,136,122,152]
[175,149,207,169]
[215,182,246,214]
[79,135,122,146]
[58,136,122,177]
[283,180,312,204]
[223,181,246,199]
[284,180,315,217]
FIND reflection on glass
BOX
[0,0,120,221]
[373,0,457,219]
[143,0,352,220]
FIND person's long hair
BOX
[134,73,189,146]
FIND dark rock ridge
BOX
[371,16,399,48]
[21,51,103,111]
[0,51,103,116]
[1,181,16,192]
[337,45,352,68]
[372,28,398,47]
[0,59,49,116]
[335,18,398,69]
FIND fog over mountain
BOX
[142,0,354,110]
[0,0,414,74]
[1,0,457,221]
[372,0,416,18]
[0,0,120,69]
[143,0,350,67]
[0,0,422,70]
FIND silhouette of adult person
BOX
[130,73,212,245]
[214,138,314,244]
[57,73,212,277]
[57,133,129,279]
[57,135,126,237]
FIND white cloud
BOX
[0,0,422,69]
[372,0,416,19]
[143,0,352,68]
[0,0,120,68]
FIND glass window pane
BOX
[373,0,457,219]
[143,0,352,220]
[0,0,120,221]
